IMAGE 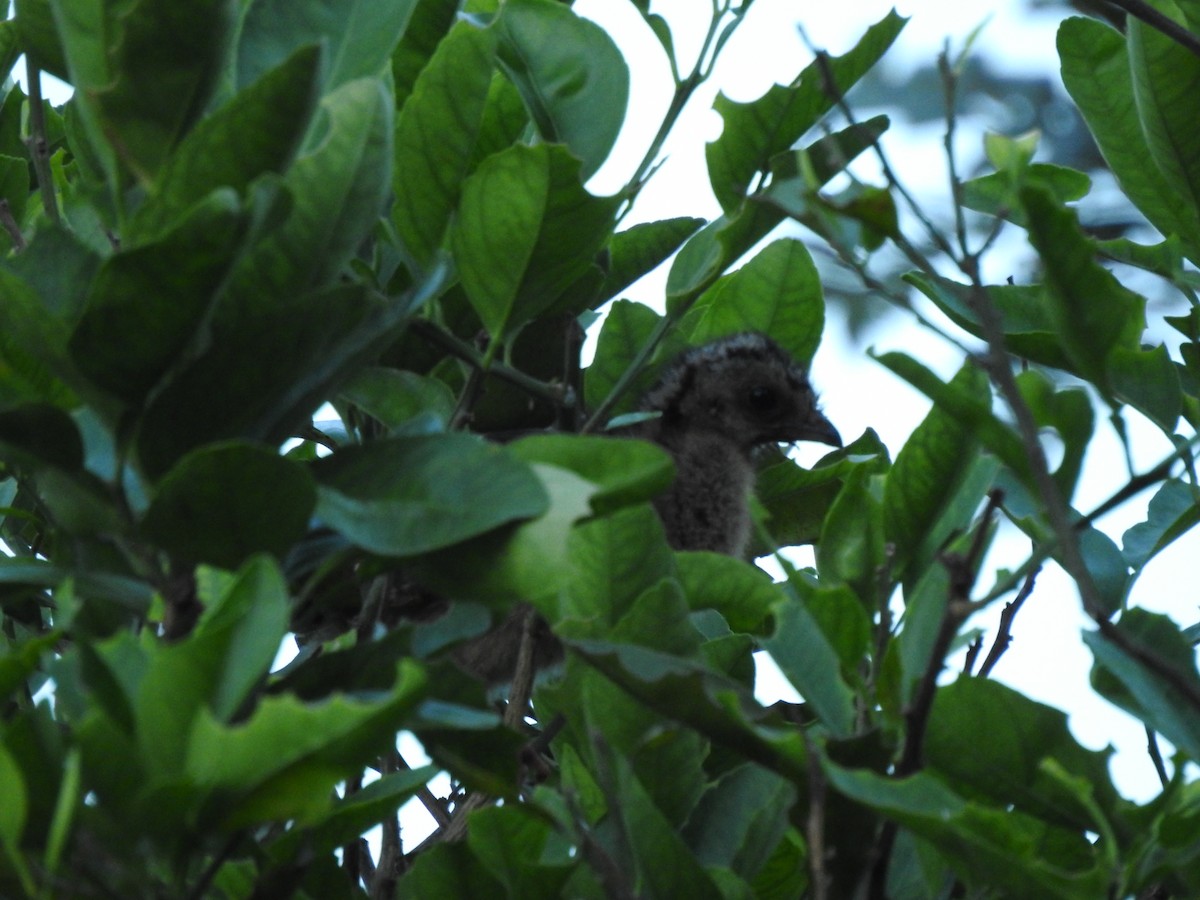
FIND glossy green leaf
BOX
[69,189,245,405]
[313,433,548,556]
[687,238,824,366]
[706,10,906,211]
[452,143,617,340]
[510,433,672,515]
[236,0,418,93]
[883,363,990,578]
[1020,186,1145,389]
[135,283,385,479]
[665,203,783,309]
[816,465,885,608]
[1058,16,1200,260]
[1108,345,1182,434]
[1128,5,1200,222]
[600,217,704,305]
[186,661,426,828]
[51,0,234,180]
[823,761,1108,899]
[926,678,1119,831]
[222,75,394,306]
[268,766,438,861]
[904,272,1074,373]
[1086,609,1200,761]
[1122,478,1200,572]
[128,44,323,243]
[493,0,629,179]
[141,443,316,569]
[762,589,857,737]
[961,163,1090,227]
[411,461,594,607]
[136,558,290,780]
[392,21,497,266]
[338,366,456,430]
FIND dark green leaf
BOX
[452,143,617,340]
[816,465,885,609]
[687,238,825,366]
[961,163,1091,227]
[338,366,456,431]
[1108,345,1182,434]
[313,434,548,556]
[509,433,673,515]
[69,189,245,405]
[236,0,418,93]
[141,443,316,569]
[706,10,906,211]
[392,21,497,266]
[675,552,781,635]
[600,217,704,305]
[1058,16,1200,261]
[128,44,323,243]
[1122,478,1200,572]
[493,0,629,179]
[1086,609,1200,761]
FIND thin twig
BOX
[977,565,1040,677]
[0,199,26,250]
[1105,0,1200,58]
[408,319,571,408]
[23,60,60,225]
[1145,726,1170,788]
[804,733,830,900]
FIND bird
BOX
[633,332,842,557]
[446,332,841,683]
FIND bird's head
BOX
[641,333,842,453]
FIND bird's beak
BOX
[799,412,842,448]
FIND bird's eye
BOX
[747,385,780,412]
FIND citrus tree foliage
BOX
[1,0,1199,897]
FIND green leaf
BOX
[140,443,316,569]
[186,661,426,828]
[338,366,456,430]
[873,351,1031,483]
[1058,16,1200,260]
[269,766,438,860]
[222,75,394,305]
[466,805,574,896]
[883,363,991,579]
[675,552,781,635]
[0,742,29,883]
[452,143,617,340]
[561,505,673,626]
[135,283,386,479]
[492,0,629,179]
[1128,4,1200,223]
[816,465,885,609]
[51,0,234,180]
[1122,478,1200,572]
[1108,344,1182,434]
[1015,370,1095,502]
[412,461,594,607]
[600,217,704,305]
[583,299,676,418]
[236,0,418,93]
[682,763,795,880]
[1019,186,1146,390]
[961,163,1091,227]
[665,202,784,309]
[904,272,1074,373]
[762,587,857,738]
[391,0,461,112]
[68,189,245,405]
[509,433,673,515]
[392,21,497,266]
[926,678,1119,832]
[1086,609,1200,761]
[706,10,906,211]
[686,238,825,366]
[313,434,548,556]
[136,558,291,781]
[822,761,1108,899]
[128,44,323,243]
[14,0,68,79]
